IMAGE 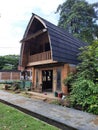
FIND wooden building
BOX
[19,13,86,94]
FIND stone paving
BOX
[0,90,98,130]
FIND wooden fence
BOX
[0,71,21,81]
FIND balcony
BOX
[28,51,51,63]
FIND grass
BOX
[0,102,60,130]
[0,84,4,89]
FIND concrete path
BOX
[0,90,98,130]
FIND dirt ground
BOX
[93,117,98,125]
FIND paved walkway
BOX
[0,90,98,130]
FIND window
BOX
[36,70,39,87]
[57,68,61,90]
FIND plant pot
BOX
[54,91,58,97]
[58,92,62,98]
[62,86,68,95]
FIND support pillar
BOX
[32,67,35,90]
[62,64,70,95]
[53,67,57,92]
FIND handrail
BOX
[29,51,51,62]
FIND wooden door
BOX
[42,70,53,91]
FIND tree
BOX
[0,55,19,70]
[56,0,98,43]
[64,40,98,114]
[0,56,6,70]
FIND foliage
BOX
[0,102,59,130]
[0,56,6,70]
[70,79,98,114]
[64,40,98,114]
[56,0,98,43]
[0,55,19,70]
[63,72,76,92]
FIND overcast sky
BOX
[0,0,98,56]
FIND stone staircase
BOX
[26,91,58,101]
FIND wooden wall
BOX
[0,71,21,81]
[31,63,76,93]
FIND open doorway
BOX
[42,70,53,92]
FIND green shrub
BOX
[64,40,98,115]
[63,72,76,92]
[69,79,98,114]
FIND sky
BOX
[0,0,98,56]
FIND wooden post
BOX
[10,72,12,80]
[39,69,42,85]
[32,67,35,90]
[0,72,1,80]
[62,64,70,95]
[53,67,57,92]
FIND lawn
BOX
[0,102,60,130]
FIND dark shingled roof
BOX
[21,13,87,65]
[42,18,86,65]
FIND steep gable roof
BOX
[43,18,86,64]
[20,13,87,65]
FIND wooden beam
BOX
[27,60,57,67]
[20,29,47,42]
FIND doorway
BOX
[42,70,53,92]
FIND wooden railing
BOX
[29,51,51,62]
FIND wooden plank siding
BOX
[0,71,21,81]
[28,51,51,63]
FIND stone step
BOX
[26,91,58,101]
